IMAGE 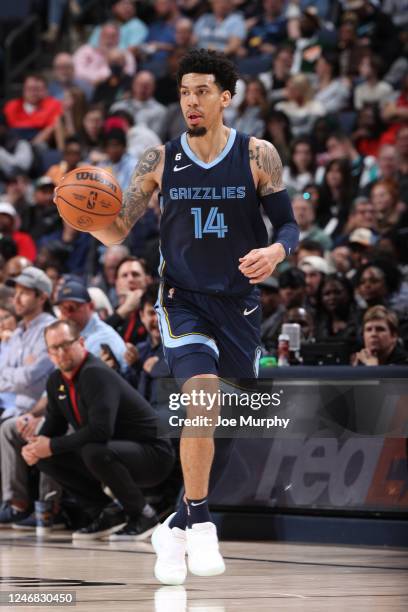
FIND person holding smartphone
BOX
[55,279,128,373]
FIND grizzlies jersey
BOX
[160,129,268,296]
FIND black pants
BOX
[37,440,175,518]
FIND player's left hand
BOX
[239,244,285,284]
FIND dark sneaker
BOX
[12,513,36,531]
[108,513,159,541]
[12,510,69,532]
[72,507,127,541]
[0,502,30,528]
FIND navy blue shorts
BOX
[155,282,262,381]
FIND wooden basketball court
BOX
[1,529,407,611]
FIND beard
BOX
[58,359,76,372]
[187,126,207,137]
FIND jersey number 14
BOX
[191,207,228,239]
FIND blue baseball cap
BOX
[56,281,91,304]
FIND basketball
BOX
[54,165,122,231]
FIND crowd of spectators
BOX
[0,0,407,535]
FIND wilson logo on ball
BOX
[76,171,118,193]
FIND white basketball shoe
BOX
[186,522,226,577]
[151,513,187,585]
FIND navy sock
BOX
[169,499,188,530]
[186,497,211,527]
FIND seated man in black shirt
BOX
[22,319,175,541]
[353,305,408,366]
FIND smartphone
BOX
[100,344,121,370]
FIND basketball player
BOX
[89,49,299,584]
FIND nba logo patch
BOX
[168,288,175,299]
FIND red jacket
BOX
[4,96,63,130]
[12,231,37,261]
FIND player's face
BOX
[179,73,231,136]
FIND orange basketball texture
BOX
[55,166,123,231]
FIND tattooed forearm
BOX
[119,185,151,232]
[117,147,161,232]
[249,139,284,197]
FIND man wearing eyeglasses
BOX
[22,319,175,541]
[0,278,130,532]
[0,266,55,526]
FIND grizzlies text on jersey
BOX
[159,129,268,296]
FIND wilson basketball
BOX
[55,166,122,231]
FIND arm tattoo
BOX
[249,145,261,170]
[117,147,161,232]
[249,141,284,197]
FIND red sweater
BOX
[12,231,37,261]
[4,96,63,129]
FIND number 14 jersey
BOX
[160,128,268,296]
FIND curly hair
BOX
[176,49,238,97]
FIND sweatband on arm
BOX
[260,189,299,256]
